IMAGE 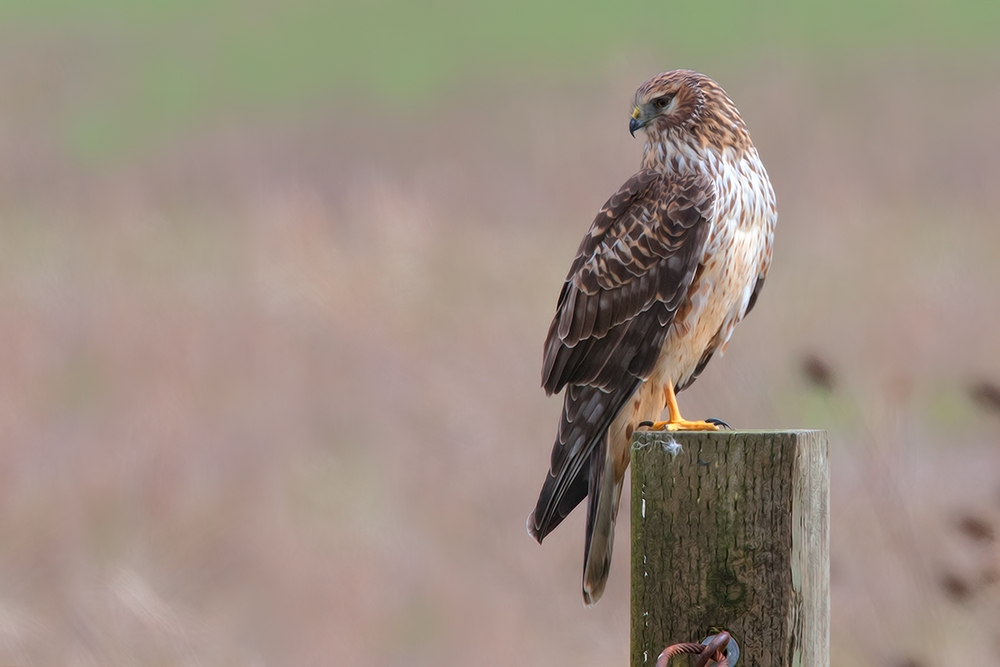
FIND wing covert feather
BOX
[541,169,714,396]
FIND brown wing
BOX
[529,169,714,542]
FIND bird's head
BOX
[629,70,750,152]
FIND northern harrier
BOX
[528,70,776,605]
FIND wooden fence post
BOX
[630,430,829,667]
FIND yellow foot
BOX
[640,419,720,432]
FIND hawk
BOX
[527,70,776,605]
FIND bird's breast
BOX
[655,149,776,388]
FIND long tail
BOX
[582,442,623,606]
[527,382,637,605]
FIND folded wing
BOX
[530,169,715,542]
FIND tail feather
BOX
[528,382,637,605]
[526,463,589,543]
[528,382,638,544]
[582,443,623,606]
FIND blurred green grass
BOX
[3,0,998,159]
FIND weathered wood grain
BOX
[630,430,828,667]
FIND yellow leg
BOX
[644,384,720,431]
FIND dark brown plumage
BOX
[541,170,714,397]
[530,171,713,564]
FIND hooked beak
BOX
[629,107,645,137]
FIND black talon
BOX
[705,417,732,429]
[638,421,655,429]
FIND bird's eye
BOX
[654,96,673,109]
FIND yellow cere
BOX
[632,107,641,119]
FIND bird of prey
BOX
[527,70,776,605]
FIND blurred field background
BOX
[2,1,1000,665]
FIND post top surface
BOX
[631,428,826,438]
